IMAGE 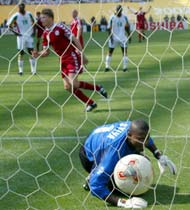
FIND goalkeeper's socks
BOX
[29,58,37,75]
[18,60,24,74]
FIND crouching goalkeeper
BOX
[79,119,177,208]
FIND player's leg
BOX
[36,36,41,52]
[78,81,107,99]
[67,73,97,111]
[138,27,143,42]
[18,51,25,75]
[62,68,97,112]
[17,36,24,75]
[28,48,37,75]
[76,52,108,98]
[142,27,146,40]
[138,31,142,42]
[105,38,115,72]
[27,36,37,75]
[121,43,128,72]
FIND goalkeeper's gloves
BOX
[117,197,147,209]
[158,155,177,175]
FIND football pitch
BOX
[0,30,190,210]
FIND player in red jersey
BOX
[128,6,151,42]
[70,9,84,48]
[32,8,107,112]
[35,11,44,51]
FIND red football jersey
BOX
[136,12,146,24]
[70,17,84,48]
[36,17,44,37]
[42,22,76,60]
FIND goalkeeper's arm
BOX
[146,138,177,175]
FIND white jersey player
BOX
[7,3,37,75]
[105,5,131,72]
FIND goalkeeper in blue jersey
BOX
[79,119,177,208]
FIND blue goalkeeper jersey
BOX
[84,121,154,200]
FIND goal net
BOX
[0,0,190,209]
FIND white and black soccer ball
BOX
[113,154,154,195]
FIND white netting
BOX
[0,0,190,210]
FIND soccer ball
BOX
[113,154,154,195]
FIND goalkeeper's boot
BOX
[86,102,97,112]
[99,85,108,98]
[83,176,90,191]
[83,182,90,191]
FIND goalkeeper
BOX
[79,119,176,208]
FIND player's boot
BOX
[123,68,128,72]
[105,67,110,72]
[18,72,23,76]
[83,182,90,191]
[83,176,90,191]
[86,102,97,112]
[99,85,108,98]
[123,64,128,72]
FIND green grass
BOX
[0,29,190,210]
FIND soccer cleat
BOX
[83,175,90,191]
[105,67,110,72]
[123,68,128,72]
[86,103,97,112]
[18,72,23,76]
[83,182,90,191]
[99,85,108,98]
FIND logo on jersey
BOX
[55,30,60,36]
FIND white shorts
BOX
[17,36,34,50]
[108,38,128,49]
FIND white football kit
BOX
[7,11,37,75]
[7,11,35,50]
[107,14,129,48]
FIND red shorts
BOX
[137,22,145,30]
[61,51,83,78]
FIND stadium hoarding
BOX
[0,0,190,28]
[138,20,188,30]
